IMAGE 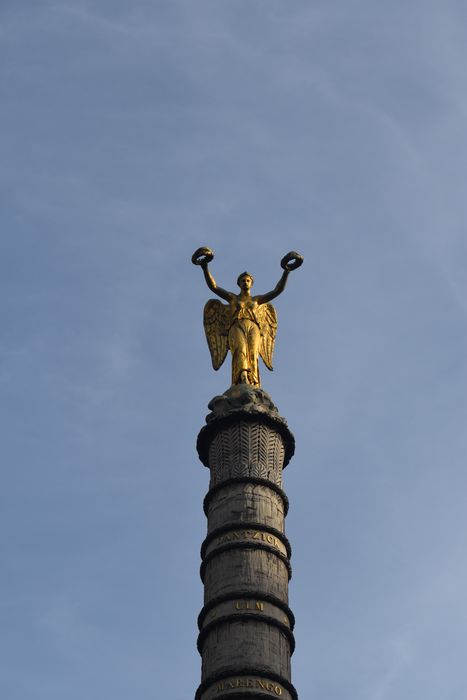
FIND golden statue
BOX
[192,247,304,388]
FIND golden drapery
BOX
[228,318,261,387]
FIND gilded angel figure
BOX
[192,247,304,388]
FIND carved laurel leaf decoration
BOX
[208,423,285,487]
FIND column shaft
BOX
[196,388,297,700]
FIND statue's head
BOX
[237,272,254,291]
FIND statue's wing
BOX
[257,303,278,371]
[203,299,230,370]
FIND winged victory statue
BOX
[192,247,304,388]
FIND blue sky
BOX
[1,2,467,698]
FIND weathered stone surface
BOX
[201,620,292,679]
[206,484,286,534]
[206,385,284,421]
[203,549,290,602]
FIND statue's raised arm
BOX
[192,247,303,388]
[254,251,304,305]
[191,247,234,303]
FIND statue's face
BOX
[238,274,253,291]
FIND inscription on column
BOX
[203,599,292,628]
[218,530,280,548]
[235,600,264,612]
[216,678,283,695]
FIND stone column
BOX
[195,385,298,700]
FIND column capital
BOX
[197,385,295,469]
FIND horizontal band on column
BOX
[200,542,292,583]
[204,477,289,517]
[198,591,295,630]
[201,522,292,560]
[197,612,296,655]
[195,668,298,700]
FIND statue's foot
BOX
[239,370,249,384]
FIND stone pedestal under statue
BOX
[195,385,298,700]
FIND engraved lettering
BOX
[217,530,282,549]
[233,600,265,612]
[218,678,283,695]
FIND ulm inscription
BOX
[235,600,264,612]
